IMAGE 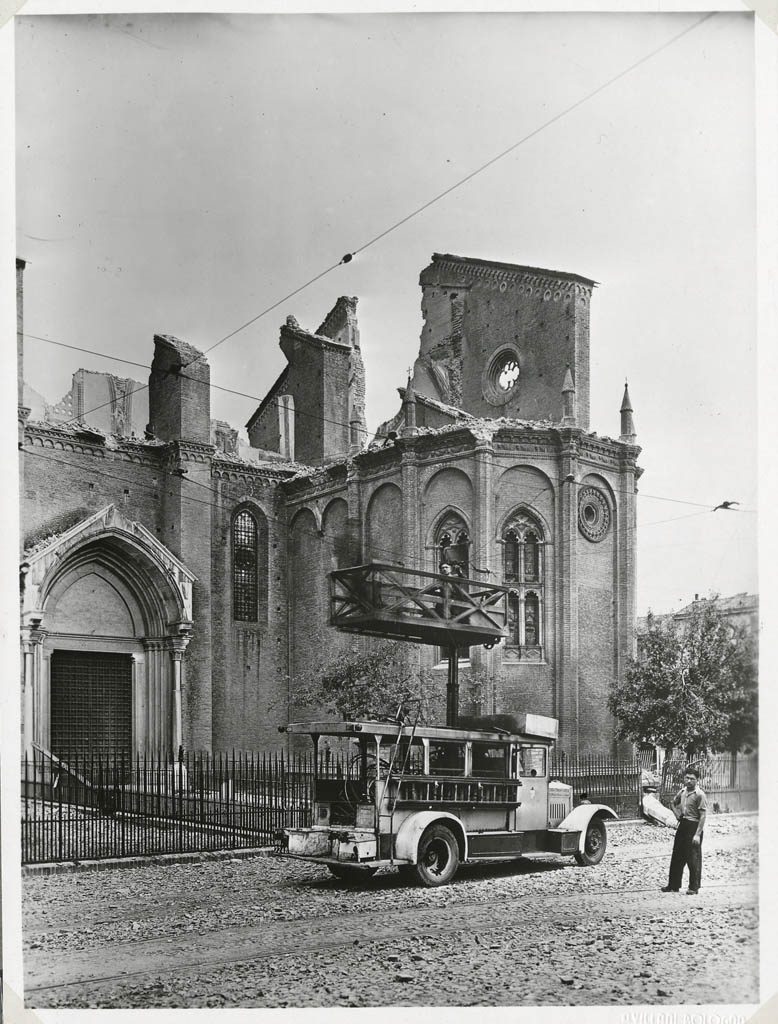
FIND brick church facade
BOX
[18,253,641,758]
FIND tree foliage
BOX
[295,640,445,722]
[609,599,757,756]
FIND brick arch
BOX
[579,471,617,506]
[365,482,403,565]
[20,506,196,756]
[423,466,474,516]
[494,464,555,536]
[322,497,350,570]
[288,506,326,705]
[290,504,322,534]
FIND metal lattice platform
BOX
[329,563,510,647]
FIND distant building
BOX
[637,593,759,644]
[18,253,642,758]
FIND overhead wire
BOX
[21,444,753,601]
[22,333,756,515]
[23,11,716,429]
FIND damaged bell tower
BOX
[411,253,594,428]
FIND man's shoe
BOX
[685,889,699,895]
[661,886,680,892]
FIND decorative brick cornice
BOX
[169,440,216,462]
[25,428,109,458]
[211,459,296,484]
[24,422,168,465]
[282,461,349,498]
[421,253,596,303]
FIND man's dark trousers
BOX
[668,818,703,891]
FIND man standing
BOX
[662,767,707,895]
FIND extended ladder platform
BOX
[329,562,510,648]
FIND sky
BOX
[12,10,759,617]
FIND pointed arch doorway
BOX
[21,506,196,757]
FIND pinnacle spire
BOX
[561,365,576,425]
[401,369,418,435]
[619,380,636,442]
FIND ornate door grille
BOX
[50,650,132,756]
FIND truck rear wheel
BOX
[413,824,460,887]
[574,817,607,866]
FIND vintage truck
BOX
[277,713,616,886]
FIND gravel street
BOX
[23,814,758,1009]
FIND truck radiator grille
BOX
[548,801,567,827]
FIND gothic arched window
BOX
[436,515,470,578]
[524,532,539,582]
[233,509,258,622]
[434,513,470,663]
[501,513,544,657]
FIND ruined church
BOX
[18,252,641,758]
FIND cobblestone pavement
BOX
[23,815,759,1009]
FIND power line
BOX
[20,352,756,514]
[26,12,716,427]
[27,331,754,512]
[22,444,752,594]
[349,13,715,259]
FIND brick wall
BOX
[365,481,403,563]
[22,436,165,546]
[148,335,210,445]
[209,471,289,752]
[417,255,592,429]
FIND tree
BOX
[609,599,757,757]
[293,639,445,723]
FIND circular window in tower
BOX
[578,486,611,542]
[483,346,522,407]
[497,359,520,391]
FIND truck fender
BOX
[394,811,468,864]
[556,804,617,855]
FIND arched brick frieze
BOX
[365,482,403,566]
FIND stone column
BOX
[20,627,44,755]
[400,444,420,569]
[171,649,183,754]
[472,436,494,673]
[345,462,362,565]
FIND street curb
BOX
[22,811,757,876]
[22,846,278,876]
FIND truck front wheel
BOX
[413,824,460,887]
[574,817,607,866]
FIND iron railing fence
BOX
[21,747,758,865]
[21,747,351,866]
[550,753,643,819]
[659,753,758,814]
